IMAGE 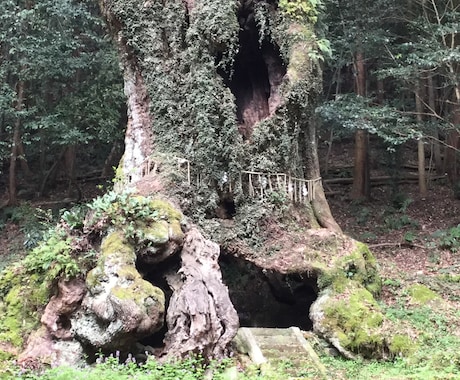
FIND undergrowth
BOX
[6,355,322,380]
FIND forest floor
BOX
[329,181,460,297]
[317,140,460,379]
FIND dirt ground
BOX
[321,137,460,305]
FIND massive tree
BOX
[0,0,413,367]
[99,0,339,231]
[94,0,342,358]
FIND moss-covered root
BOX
[0,267,49,353]
[72,231,165,350]
[318,241,382,297]
[310,281,414,360]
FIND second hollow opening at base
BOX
[219,254,318,331]
[137,248,318,352]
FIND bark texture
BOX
[351,51,370,200]
[163,227,239,359]
[99,1,154,183]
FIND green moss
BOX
[389,334,415,357]
[324,283,386,357]
[286,41,313,82]
[142,221,170,245]
[407,284,439,305]
[86,265,106,290]
[101,231,136,265]
[0,268,47,349]
[335,242,381,296]
[317,242,381,296]
[437,273,460,283]
[111,278,165,308]
[169,220,184,241]
[116,265,139,281]
[148,199,182,222]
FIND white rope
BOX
[129,157,322,203]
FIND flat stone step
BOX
[233,327,327,378]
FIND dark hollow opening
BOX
[136,255,181,350]
[215,192,236,219]
[219,253,317,331]
[219,1,286,139]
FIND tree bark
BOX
[445,116,460,183]
[427,75,443,174]
[162,227,239,359]
[305,118,341,232]
[351,51,370,200]
[415,81,427,197]
[99,1,153,184]
[8,80,25,206]
[101,141,122,178]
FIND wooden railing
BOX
[241,171,321,203]
[127,156,322,203]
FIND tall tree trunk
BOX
[306,118,341,232]
[64,145,79,199]
[445,98,460,184]
[100,2,154,184]
[351,51,370,200]
[415,81,427,197]
[8,80,25,206]
[101,142,122,178]
[427,75,443,174]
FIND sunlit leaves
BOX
[317,95,421,146]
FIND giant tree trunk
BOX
[98,0,340,359]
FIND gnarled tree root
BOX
[162,227,239,359]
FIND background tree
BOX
[321,0,401,199]
[0,0,125,205]
[319,0,460,198]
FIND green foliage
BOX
[392,193,413,213]
[108,0,242,183]
[86,191,182,243]
[433,224,460,252]
[7,203,55,250]
[0,0,124,172]
[231,200,270,249]
[384,304,460,374]
[23,234,79,282]
[317,95,421,147]
[384,214,419,231]
[11,354,325,379]
[278,0,323,23]
[354,206,371,225]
